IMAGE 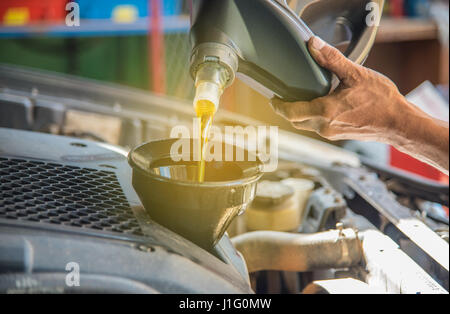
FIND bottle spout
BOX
[194,82,221,115]
[193,62,229,115]
[190,43,239,114]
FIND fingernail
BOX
[311,36,326,51]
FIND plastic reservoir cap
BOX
[246,179,315,232]
[247,180,300,232]
[281,178,315,194]
[252,180,294,207]
[194,82,221,114]
[281,178,315,221]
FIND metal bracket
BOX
[342,166,449,273]
[299,186,347,233]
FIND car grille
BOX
[0,157,143,236]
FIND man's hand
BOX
[271,36,449,174]
[271,36,406,143]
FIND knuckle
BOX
[325,46,340,59]
[324,51,341,68]
[349,66,364,82]
[323,47,345,67]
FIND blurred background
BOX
[0,0,448,182]
[0,0,193,98]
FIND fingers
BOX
[271,97,326,122]
[271,97,332,138]
[308,36,360,85]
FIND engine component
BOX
[231,228,362,273]
[281,178,315,224]
[0,93,66,133]
[341,166,449,274]
[303,278,384,294]
[299,186,347,233]
[246,180,300,232]
[361,230,448,294]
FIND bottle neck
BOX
[193,62,229,115]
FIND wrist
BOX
[378,95,416,147]
[387,97,449,169]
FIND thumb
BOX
[308,36,360,85]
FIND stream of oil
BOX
[195,100,215,183]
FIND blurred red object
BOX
[390,146,449,184]
[390,0,405,17]
[0,0,67,25]
[148,0,166,94]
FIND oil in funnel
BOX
[128,138,263,250]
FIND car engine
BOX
[0,64,448,294]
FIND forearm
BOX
[387,98,449,175]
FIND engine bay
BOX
[0,65,448,294]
